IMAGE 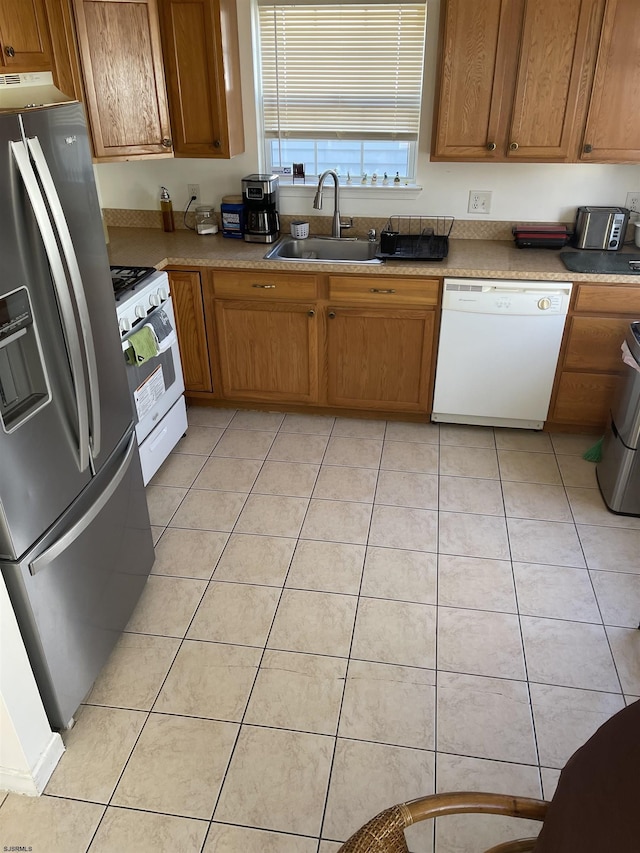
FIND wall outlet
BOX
[626,192,640,213]
[188,183,200,203]
[468,190,492,214]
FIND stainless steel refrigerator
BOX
[0,99,154,729]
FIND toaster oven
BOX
[573,206,629,251]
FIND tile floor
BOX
[2,407,640,853]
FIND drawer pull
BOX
[328,311,336,319]
[252,284,276,289]
[308,309,315,317]
[370,288,397,294]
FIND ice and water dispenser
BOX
[0,287,50,432]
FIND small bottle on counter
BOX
[160,186,175,232]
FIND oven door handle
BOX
[26,136,102,460]
[10,139,90,473]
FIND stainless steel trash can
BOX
[597,321,640,515]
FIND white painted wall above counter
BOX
[94,0,640,224]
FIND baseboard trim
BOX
[0,732,64,796]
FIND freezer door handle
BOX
[10,139,90,473]
[27,136,102,460]
[29,432,137,576]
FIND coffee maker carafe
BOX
[242,174,280,243]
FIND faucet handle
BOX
[339,217,353,231]
[368,228,377,242]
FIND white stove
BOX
[110,266,187,485]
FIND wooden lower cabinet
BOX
[326,306,435,412]
[168,270,212,392]
[547,282,640,430]
[214,299,319,403]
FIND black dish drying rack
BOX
[376,215,454,261]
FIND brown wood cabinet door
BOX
[508,0,604,160]
[432,0,524,160]
[326,307,435,412]
[169,271,212,392]
[214,300,318,403]
[581,0,640,162]
[73,0,173,160]
[0,0,52,69]
[563,316,630,373]
[551,371,623,426]
[44,0,83,99]
[159,0,243,158]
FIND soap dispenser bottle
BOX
[160,186,175,232]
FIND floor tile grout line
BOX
[496,432,548,795]
[92,510,233,831]
[201,421,335,837]
[315,418,388,851]
[549,439,628,698]
[432,420,444,853]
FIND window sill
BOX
[278,183,424,201]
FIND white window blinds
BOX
[257,1,427,141]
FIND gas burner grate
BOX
[110,266,156,300]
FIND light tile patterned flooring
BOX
[2,407,640,853]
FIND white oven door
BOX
[121,298,185,445]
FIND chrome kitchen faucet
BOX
[313,169,341,237]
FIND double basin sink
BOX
[264,235,381,264]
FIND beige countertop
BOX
[107,227,640,283]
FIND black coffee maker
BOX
[242,174,280,243]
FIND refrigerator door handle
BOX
[26,136,102,460]
[10,139,91,473]
[29,432,137,576]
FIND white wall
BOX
[94,0,640,222]
[0,576,64,795]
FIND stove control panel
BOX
[115,270,171,338]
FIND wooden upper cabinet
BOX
[508,0,604,160]
[73,0,173,160]
[0,0,53,70]
[432,0,604,162]
[44,0,83,100]
[158,0,244,158]
[580,0,640,162]
[432,0,522,160]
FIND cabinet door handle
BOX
[5,45,15,57]
[307,309,315,317]
[509,141,519,151]
[583,143,593,154]
[486,141,497,151]
[328,311,336,319]
[370,288,397,294]
[161,137,172,148]
[213,139,222,148]
[252,283,276,289]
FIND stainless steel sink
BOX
[264,235,382,264]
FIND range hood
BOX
[0,71,74,111]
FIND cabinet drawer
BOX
[564,316,630,373]
[574,285,640,314]
[213,270,319,300]
[329,276,440,307]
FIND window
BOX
[256,1,427,182]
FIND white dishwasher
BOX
[432,278,572,429]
